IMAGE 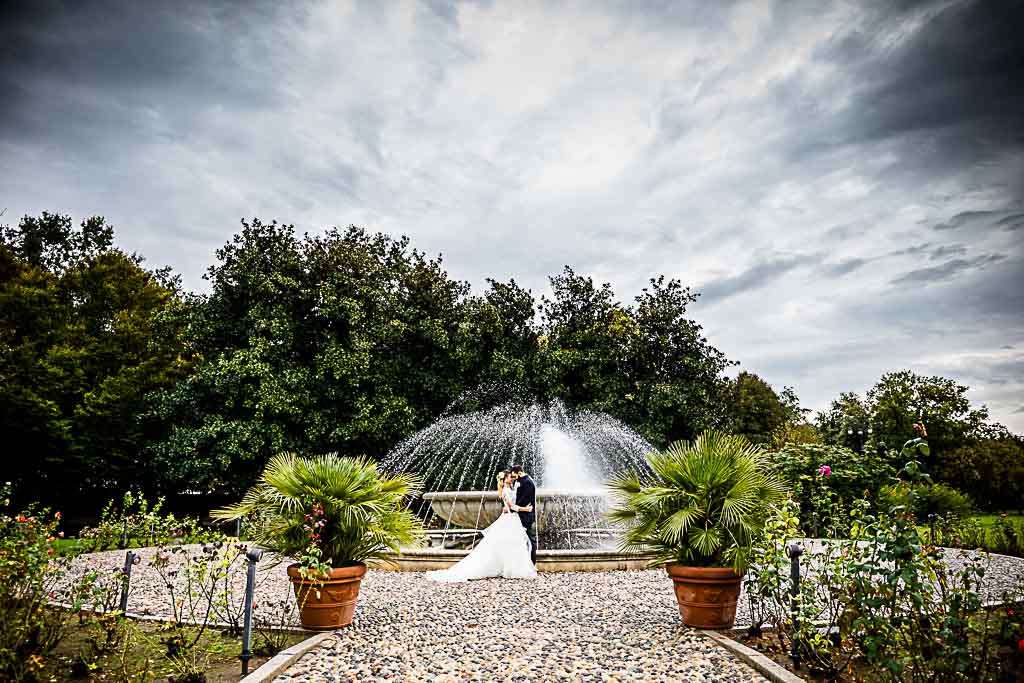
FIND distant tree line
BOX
[2,213,1020,511]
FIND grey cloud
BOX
[890,254,1007,285]
[1015,406,1024,414]
[821,257,868,278]
[997,214,1024,231]
[930,244,968,260]
[1,0,1023,432]
[934,211,1000,232]
[698,254,819,305]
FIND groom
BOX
[509,464,537,565]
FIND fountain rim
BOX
[422,488,609,500]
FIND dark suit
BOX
[515,475,537,565]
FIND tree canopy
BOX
[2,212,1020,510]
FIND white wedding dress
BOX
[425,486,537,582]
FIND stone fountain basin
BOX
[422,489,610,534]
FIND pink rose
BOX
[818,465,832,476]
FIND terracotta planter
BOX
[665,564,743,629]
[287,562,367,630]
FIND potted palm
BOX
[608,431,787,629]
[213,453,423,630]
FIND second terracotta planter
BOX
[287,562,367,630]
[665,563,743,629]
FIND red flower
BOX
[1019,638,1024,652]
[54,511,61,520]
[1008,608,1015,616]
[16,515,26,523]
[47,548,54,555]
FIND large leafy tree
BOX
[815,371,1020,505]
[935,437,1024,512]
[145,222,486,494]
[0,213,188,503]
[815,391,873,451]
[727,372,793,444]
[867,371,990,458]
[539,270,733,444]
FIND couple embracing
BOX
[426,465,538,582]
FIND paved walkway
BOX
[273,570,767,682]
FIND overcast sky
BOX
[2,0,1022,430]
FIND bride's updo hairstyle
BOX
[495,470,508,489]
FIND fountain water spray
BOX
[380,399,653,551]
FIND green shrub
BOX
[747,439,1024,680]
[765,442,894,537]
[78,491,226,550]
[881,481,975,519]
[935,438,1024,512]
[0,484,96,681]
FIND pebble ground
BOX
[58,545,1024,682]
[273,570,767,683]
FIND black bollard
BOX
[236,518,242,540]
[119,551,138,613]
[928,514,936,544]
[121,519,128,549]
[786,542,803,669]
[240,547,263,675]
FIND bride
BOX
[425,470,538,582]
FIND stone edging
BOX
[240,631,337,683]
[701,630,806,683]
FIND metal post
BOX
[240,547,263,676]
[786,542,803,669]
[928,514,936,544]
[121,519,128,549]
[236,518,242,539]
[119,551,137,613]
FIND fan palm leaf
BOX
[212,452,424,566]
[606,431,787,573]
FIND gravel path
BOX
[57,544,1024,682]
[274,571,766,683]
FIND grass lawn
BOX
[969,513,1024,527]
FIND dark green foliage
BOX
[727,372,796,444]
[3,212,739,502]
[935,438,1024,512]
[815,372,1023,508]
[814,391,871,450]
[0,214,190,503]
[144,221,545,493]
[765,443,894,537]
[868,370,990,459]
[539,271,733,444]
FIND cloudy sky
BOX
[2,0,1022,430]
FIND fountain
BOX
[379,399,658,572]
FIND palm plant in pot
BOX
[213,453,423,630]
[608,431,787,629]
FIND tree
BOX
[815,392,872,451]
[538,271,733,445]
[934,438,1024,512]
[867,370,989,459]
[144,222,488,494]
[727,372,791,444]
[0,214,188,503]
